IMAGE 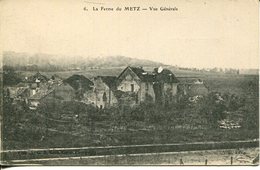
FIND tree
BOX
[193,92,227,128]
[3,66,22,86]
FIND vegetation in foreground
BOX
[2,68,259,150]
[3,86,258,150]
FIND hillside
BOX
[3,51,166,70]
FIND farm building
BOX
[64,74,94,91]
[117,66,156,105]
[6,69,210,110]
[28,82,76,110]
[28,85,51,110]
[83,76,118,109]
[5,86,30,103]
[27,72,49,84]
[44,83,76,101]
[116,66,179,106]
[64,74,94,100]
[153,67,179,105]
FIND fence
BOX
[1,139,258,163]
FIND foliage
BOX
[3,66,22,86]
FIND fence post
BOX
[205,159,208,165]
[231,156,233,165]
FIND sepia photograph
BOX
[0,0,259,166]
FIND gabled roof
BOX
[129,67,146,77]
[64,74,94,91]
[118,66,156,83]
[141,74,156,82]
[118,66,179,83]
[118,66,144,79]
[98,76,118,90]
[28,72,48,83]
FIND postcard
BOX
[0,0,259,166]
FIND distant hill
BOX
[81,56,165,68]
[3,51,166,70]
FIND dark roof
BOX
[153,68,179,83]
[141,74,156,82]
[98,76,117,90]
[28,72,48,83]
[117,66,145,80]
[118,66,179,83]
[128,66,156,82]
[64,75,94,91]
[130,67,145,77]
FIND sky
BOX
[0,0,259,69]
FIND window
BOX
[131,84,134,92]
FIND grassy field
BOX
[3,120,258,150]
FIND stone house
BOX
[28,86,50,110]
[64,74,94,100]
[117,66,156,105]
[5,86,30,104]
[24,72,50,97]
[84,76,118,109]
[28,82,76,110]
[152,67,179,105]
[27,72,48,86]
[44,83,76,101]
[116,66,179,106]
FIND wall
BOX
[84,78,118,108]
[164,83,178,96]
[117,78,140,93]
[138,82,155,103]
[117,68,141,93]
[44,84,76,101]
